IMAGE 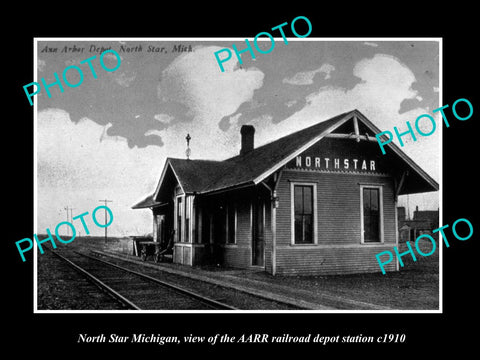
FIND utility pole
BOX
[98,199,113,243]
[68,207,75,237]
[63,206,75,237]
[63,206,69,236]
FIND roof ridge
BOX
[223,110,355,163]
[201,111,356,193]
[168,157,223,163]
[135,109,438,207]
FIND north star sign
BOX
[293,156,377,172]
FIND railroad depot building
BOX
[132,110,438,275]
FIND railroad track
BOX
[49,249,237,310]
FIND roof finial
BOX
[185,133,191,160]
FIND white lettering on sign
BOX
[294,156,376,171]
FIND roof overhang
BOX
[252,111,354,185]
[198,181,255,196]
[152,158,186,201]
[135,110,438,205]
[131,194,168,209]
[354,110,439,193]
[252,109,439,194]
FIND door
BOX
[252,198,265,266]
[157,215,166,246]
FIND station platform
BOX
[90,249,391,311]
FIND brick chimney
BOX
[240,125,255,155]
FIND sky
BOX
[35,38,440,236]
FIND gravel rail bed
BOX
[51,249,219,310]
[37,248,127,310]
[88,251,300,310]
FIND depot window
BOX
[360,185,384,243]
[176,196,183,242]
[290,182,317,245]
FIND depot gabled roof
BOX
[132,109,439,209]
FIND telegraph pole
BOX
[68,207,75,236]
[98,199,113,242]
[64,206,69,236]
[63,206,75,236]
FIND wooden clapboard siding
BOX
[274,169,397,274]
[277,170,396,245]
[220,188,273,271]
[173,244,184,265]
[174,243,208,266]
[221,191,252,268]
[173,244,192,266]
[275,245,397,275]
[222,246,251,268]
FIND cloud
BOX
[157,45,264,122]
[321,64,335,79]
[144,129,163,137]
[285,99,297,107]
[36,54,269,233]
[102,51,123,62]
[282,63,335,85]
[37,109,163,236]
[364,42,379,47]
[38,59,46,72]
[36,101,271,236]
[153,113,173,124]
[216,53,438,187]
[114,71,136,87]
[350,54,417,114]
[219,112,242,131]
[150,46,267,154]
[36,48,439,238]
[252,54,439,183]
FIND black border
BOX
[7,7,478,355]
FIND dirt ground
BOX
[36,236,439,310]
